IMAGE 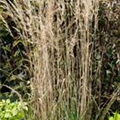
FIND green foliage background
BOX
[98,0,120,109]
[0,6,30,99]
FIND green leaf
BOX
[4,113,12,118]
[108,117,114,120]
[6,99,10,104]
[106,70,111,74]
[9,75,16,81]
[0,8,3,14]
[12,111,18,116]
[13,50,20,57]
[13,40,23,47]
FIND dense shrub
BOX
[98,0,120,107]
[108,112,120,120]
[91,1,120,119]
[0,99,28,120]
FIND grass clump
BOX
[1,0,99,120]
